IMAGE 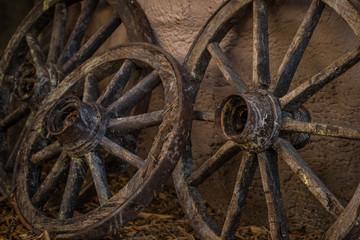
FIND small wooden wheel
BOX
[0,0,153,197]
[173,0,360,239]
[14,43,191,239]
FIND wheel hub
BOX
[215,91,282,152]
[14,62,60,105]
[47,96,108,157]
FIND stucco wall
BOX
[129,0,360,233]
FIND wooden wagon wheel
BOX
[13,43,191,239]
[173,0,360,239]
[0,0,153,198]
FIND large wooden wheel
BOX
[0,0,153,198]
[173,0,360,239]
[14,43,191,239]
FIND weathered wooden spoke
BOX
[25,32,46,67]
[221,152,257,240]
[271,0,325,97]
[31,153,70,208]
[108,109,215,134]
[59,157,87,220]
[253,0,270,90]
[258,151,289,240]
[47,3,66,64]
[0,166,11,197]
[100,136,144,169]
[85,152,111,205]
[5,124,28,171]
[273,138,344,217]
[62,15,122,74]
[108,110,163,133]
[106,70,160,116]
[58,0,99,66]
[192,110,215,122]
[83,73,98,103]
[281,119,360,141]
[280,46,360,111]
[186,141,241,187]
[323,184,360,240]
[97,59,136,108]
[207,42,249,93]
[30,141,62,166]
[0,104,30,132]
[3,75,14,86]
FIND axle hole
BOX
[216,95,249,139]
[48,97,80,135]
[232,106,247,134]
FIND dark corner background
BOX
[0,0,34,54]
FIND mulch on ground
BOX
[0,180,322,240]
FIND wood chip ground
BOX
[0,180,322,239]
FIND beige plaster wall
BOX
[102,0,360,233]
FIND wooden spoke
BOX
[77,181,96,207]
[83,73,98,103]
[258,150,289,240]
[221,152,257,240]
[100,137,144,169]
[280,47,360,111]
[186,141,241,186]
[273,138,344,217]
[31,153,70,208]
[59,157,87,219]
[47,3,67,64]
[27,166,42,198]
[0,165,11,197]
[30,141,62,166]
[271,0,325,97]
[253,0,270,90]
[108,110,215,134]
[207,42,249,93]
[192,110,214,122]
[4,75,14,86]
[106,70,160,117]
[5,125,28,171]
[108,110,163,133]
[25,32,46,67]
[97,60,136,108]
[62,15,122,74]
[85,152,111,205]
[0,104,30,132]
[58,0,99,65]
[281,119,360,141]
[323,184,360,240]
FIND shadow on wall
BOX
[0,0,34,54]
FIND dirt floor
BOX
[0,178,325,240]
